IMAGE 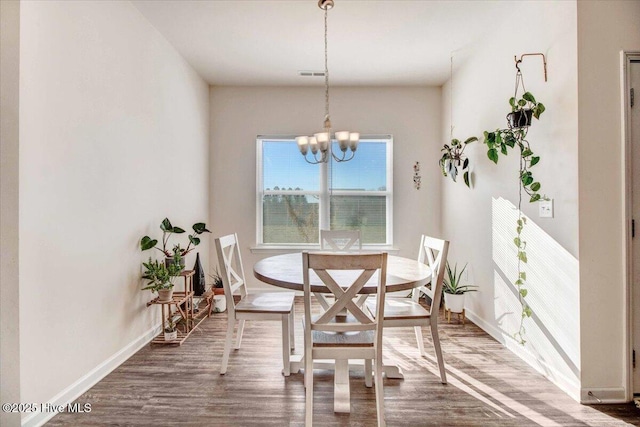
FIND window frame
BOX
[256,135,393,247]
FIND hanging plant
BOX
[482,71,546,344]
[439,137,478,187]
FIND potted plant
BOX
[506,91,545,129]
[442,262,477,313]
[140,218,211,266]
[141,256,184,302]
[483,89,546,344]
[209,268,226,312]
[439,136,478,187]
[164,317,178,341]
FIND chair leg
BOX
[374,356,385,427]
[414,326,426,356]
[364,358,373,388]
[430,325,447,384]
[282,314,291,376]
[234,319,245,349]
[305,351,314,426]
[289,309,295,351]
[220,318,235,375]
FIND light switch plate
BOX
[539,199,553,218]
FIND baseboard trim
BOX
[21,324,161,427]
[465,308,582,403]
[580,387,627,404]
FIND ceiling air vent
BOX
[298,70,326,77]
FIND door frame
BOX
[623,51,640,400]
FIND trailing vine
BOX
[483,70,546,344]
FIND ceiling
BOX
[132,0,517,87]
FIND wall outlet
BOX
[539,199,553,218]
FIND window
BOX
[257,136,393,246]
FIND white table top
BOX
[253,252,432,294]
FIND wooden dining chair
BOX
[365,235,449,383]
[215,233,295,376]
[303,251,388,427]
[320,229,362,251]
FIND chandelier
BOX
[295,0,359,164]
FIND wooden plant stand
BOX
[146,270,214,345]
[445,308,466,324]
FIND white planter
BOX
[444,293,465,313]
[164,330,177,341]
[157,289,174,302]
[213,295,226,313]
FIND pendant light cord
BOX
[324,7,331,129]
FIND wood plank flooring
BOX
[48,298,639,426]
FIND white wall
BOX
[210,86,441,287]
[441,1,580,399]
[577,0,640,402]
[18,1,210,422]
[1,1,22,426]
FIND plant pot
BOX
[157,289,174,302]
[164,329,177,341]
[444,292,465,313]
[213,295,227,313]
[506,109,533,129]
[165,256,186,268]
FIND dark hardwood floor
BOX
[48,298,639,426]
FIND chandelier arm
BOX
[331,149,356,163]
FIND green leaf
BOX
[517,219,523,226]
[530,194,541,203]
[518,99,527,107]
[521,149,533,158]
[451,138,460,146]
[496,132,502,145]
[463,158,469,169]
[522,92,536,103]
[530,156,540,166]
[487,149,499,164]
[518,252,528,263]
[524,306,532,317]
[520,289,528,298]
[514,237,521,247]
[530,182,541,192]
[515,279,523,285]
[522,217,527,224]
[509,97,516,108]
[534,103,546,119]
[524,176,534,186]
[464,136,478,144]
[193,223,210,234]
[172,227,186,234]
[160,218,173,232]
[463,171,470,187]
[189,235,201,246]
[504,134,516,148]
[140,236,157,251]
[501,145,508,155]
[520,272,527,280]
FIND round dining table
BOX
[253,251,433,414]
[254,252,432,294]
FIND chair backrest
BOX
[416,235,450,316]
[214,233,248,315]
[302,252,387,342]
[320,229,362,251]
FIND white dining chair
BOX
[215,233,295,376]
[320,229,362,251]
[365,235,449,383]
[303,251,388,427]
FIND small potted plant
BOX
[209,268,226,312]
[140,218,211,267]
[442,262,477,314]
[164,317,178,341]
[439,136,478,187]
[506,91,545,129]
[141,256,184,302]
